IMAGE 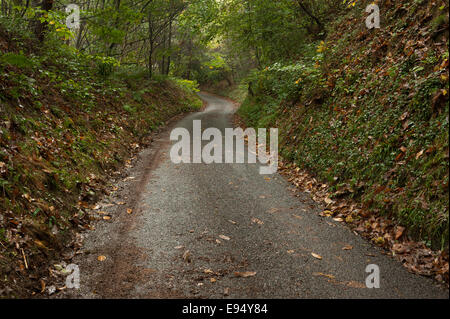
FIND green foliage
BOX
[172,78,200,93]
[0,52,33,69]
[237,2,450,247]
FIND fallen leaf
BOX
[346,281,366,288]
[313,272,335,279]
[219,235,231,241]
[311,253,322,260]
[399,112,409,121]
[342,245,353,251]
[182,250,192,263]
[234,271,257,278]
[320,210,334,217]
[224,288,230,296]
[251,217,264,225]
[228,220,237,225]
[392,243,409,254]
[395,226,405,240]
[415,150,424,160]
[47,285,56,295]
[34,240,47,249]
[127,208,133,214]
[210,278,217,283]
[103,216,111,220]
[97,255,107,262]
[373,237,385,245]
[40,280,46,293]
[287,250,295,254]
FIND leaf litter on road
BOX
[311,253,322,260]
[234,271,257,278]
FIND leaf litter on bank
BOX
[277,159,449,285]
[234,271,257,278]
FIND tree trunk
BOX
[295,0,325,36]
[148,10,153,79]
[34,0,54,42]
[165,20,172,75]
[108,0,121,56]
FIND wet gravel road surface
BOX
[65,92,448,299]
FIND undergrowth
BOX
[238,0,449,248]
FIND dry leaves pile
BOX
[278,159,449,286]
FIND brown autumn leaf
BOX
[399,111,409,121]
[395,226,406,240]
[127,208,133,214]
[251,217,264,225]
[34,239,47,250]
[78,201,90,209]
[97,255,107,262]
[415,150,424,160]
[311,253,322,260]
[40,279,46,293]
[402,120,410,130]
[182,250,192,263]
[313,272,335,279]
[234,271,257,278]
[342,245,353,251]
[346,281,366,288]
[320,210,333,217]
[103,215,111,220]
[392,243,408,254]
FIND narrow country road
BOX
[64,93,448,299]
